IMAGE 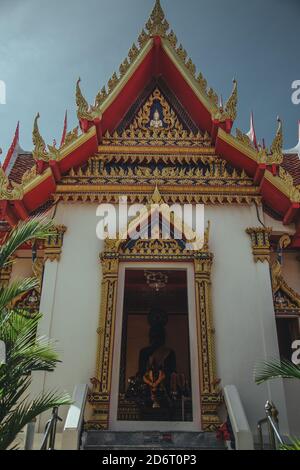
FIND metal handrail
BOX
[257,401,284,450]
[40,407,62,450]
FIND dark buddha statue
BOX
[125,307,177,409]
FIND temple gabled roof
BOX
[1,0,300,242]
[75,0,238,141]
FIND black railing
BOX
[40,407,62,450]
[257,401,284,450]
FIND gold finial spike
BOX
[146,0,169,37]
[32,112,47,160]
[224,79,238,121]
[76,77,90,120]
[150,185,163,204]
[270,116,283,155]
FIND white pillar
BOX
[31,259,59,432]
[253,260,290,436]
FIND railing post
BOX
[24,419,36,450]
[257,401,284,450]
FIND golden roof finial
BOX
[146,0,169,37]
[224,79,238,121]
[76,78,90,120]
[270,116,283,156]
[32,113,47,161]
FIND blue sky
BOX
[0,0,299,158]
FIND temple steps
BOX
[81,431,225,451]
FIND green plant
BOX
[0,217,71,450]
[255,358,300,451]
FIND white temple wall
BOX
[27,201,292,436]
[31,203,103,431]
[205,204,289,436]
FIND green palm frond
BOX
[0,278,39,312]
[0,216,54,269]
[255,359,300,384]
[0,312,60,374]
[281,438,300,450]
[0,216,71,450]
[0,391,71,450]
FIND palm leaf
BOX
[255,359,300,384]
[0,391,71,450]
[1,312,60,374]
[0,216,54,269]
[281,438,300,450]
[0,278,39,311]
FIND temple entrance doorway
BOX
[109,262,202,432]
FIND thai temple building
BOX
[1,0,300,449]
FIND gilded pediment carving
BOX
[103,88,211,147]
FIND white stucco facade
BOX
[22,201,299,437]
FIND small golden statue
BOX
[143,368,166,409]
[150,109,163,129]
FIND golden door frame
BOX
[88,234,222,431]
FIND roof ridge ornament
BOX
[76,78,102,121]
[33,113,80,163]
[257,117,283,165]
[146,0,169,37]
[224,79,238,121]
[32,113,48,161]
[270,117,283,157]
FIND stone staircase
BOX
[81,431,225,451]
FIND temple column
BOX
[89,251,119,430]
[246,227,290,435]
[194,254,222,431]
[30,226,67,431]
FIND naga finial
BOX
[32,113,47,161]
[76,78,90,120]
[146,0,169,37]
[270,116,283,156]
[224,79,238,121]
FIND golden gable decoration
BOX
[103,88,211,147]
[271,260,300,316]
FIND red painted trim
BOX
[3,122,19,173]
[101,47,156,133]
[49,161,62,182]
[215,134,257,175]
[159,47,212,133]
[12,201,29,220]
[22,174,56,213]
[254,164,266,185]
[260,177,291,217]
[0,201,17,227]
[283,203,300,225]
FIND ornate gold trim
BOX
[246,227,272,263]
[55,184,261,207]
[271,260,300,316]
[90,217,221,431]
[98,144,216,156]
[44,225,67,262]
[0,168,23,201]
